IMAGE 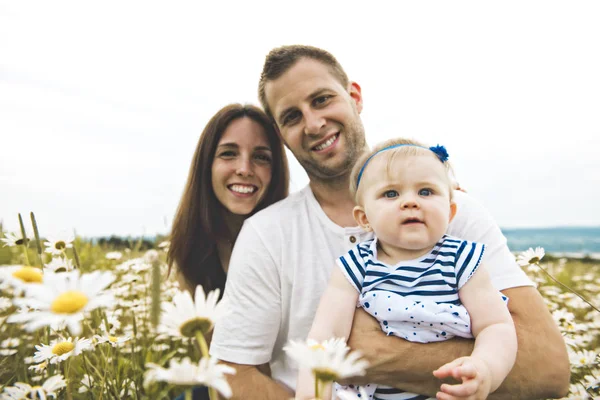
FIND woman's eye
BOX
[383,190,398,198]
[419,188,433,196]
[219,151,236,158]
[254,153,272,163]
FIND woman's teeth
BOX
[314,134,337,151]
[230,185,255,194]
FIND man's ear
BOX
[349,82,363,114]
[353,205,372,231]
[449,202,458,223]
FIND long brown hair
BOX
[168,104,289,293]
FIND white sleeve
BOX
[210,219,281,365]
[448,191,533,291]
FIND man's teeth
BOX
[314,135,337,151]
[230,185,255,194]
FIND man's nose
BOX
[303,110,326,135]
[235,157,254,177]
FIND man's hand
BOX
[433,356,492,400]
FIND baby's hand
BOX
[432,356,492,400]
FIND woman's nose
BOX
[235,157,254,177]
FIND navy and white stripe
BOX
[336,234,485,305]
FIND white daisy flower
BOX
[105,251,123,260]
[1,374,66,400]
[516,247,545,266]
[0,265,44,294]
[1,338,21,348]
[284,338,369,383]
[28,361,48,373]
[158,240,170,250]
[0,297,13,311]
[569,349,598,367]
[0,348,18,356]
[1,232,30,247]
[160,285,228,338]
[94,332,130,347]
[336,387,371,400]
[33,337,92,364]
[43,232,74,256]
[552,309,575,326]
[7,270,115,335]
[144,356,236,398]
[143,249,160,263]
[566,383,591,399]
[43,256,75,273]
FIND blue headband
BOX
[355,144,449,188]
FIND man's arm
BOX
[345,286,570,398]
[222,362,293,400]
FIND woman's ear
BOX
[353,205,372,231]
[449,202,458,223]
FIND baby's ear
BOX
[353,206,372,232]
[449,202,458,223]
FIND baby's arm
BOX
[296,266,360,400]
[433,266,517,399]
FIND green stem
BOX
[534,262,600,313]
[185,389,192,400]
[195,331,209,359]
[315,376,320,399]
[30,212,44,268]
[195,331,218,400]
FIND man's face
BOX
[264,58,367,183]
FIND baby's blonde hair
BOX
[349,137,456,204]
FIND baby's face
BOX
[356,152,454,253]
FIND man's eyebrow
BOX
[277,87,332,123]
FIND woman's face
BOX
[211,117,273,216]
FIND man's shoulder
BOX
[246,187,313,228]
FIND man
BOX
[210,45,570,399]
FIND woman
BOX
[168,103,289,295]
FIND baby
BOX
[296,138,517,400]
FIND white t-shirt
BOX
[210,186,532,391]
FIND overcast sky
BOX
[1,1,599,237]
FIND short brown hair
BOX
[350,137,456,204]
[258,45,350,120]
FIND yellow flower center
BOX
[50,291,89,314]
[310,343,325,351]
[109,336,118,342]
[313,368,339,382]
[12,267,43,283]
[52,341,75,355]
[55,241,66,250]
[179,317,213,337]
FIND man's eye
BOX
[419,188,433,196]
[313,95,332,107]
[383,190,398,198]
[282,111,300,126]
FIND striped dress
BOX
[335,234,492,400]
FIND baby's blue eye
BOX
[383,190,398,198]
[419,188,433,196]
